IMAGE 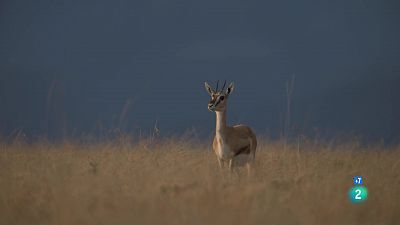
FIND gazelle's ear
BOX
[204,82,214,95]
[226,82,235,95]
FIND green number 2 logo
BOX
[349,186,368,203]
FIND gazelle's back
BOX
[232,124,256,139]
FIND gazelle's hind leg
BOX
[246,156,252,176]
[246,138,257,176]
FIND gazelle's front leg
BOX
[228,158,234,171]
[217,157,224,169]
[229,158,240,179]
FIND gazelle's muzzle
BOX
[208,103,216,111]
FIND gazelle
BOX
[204,81,257,171]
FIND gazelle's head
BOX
[204,80,235,112]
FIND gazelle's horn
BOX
[221,80,227,93]
[215,80,219,92]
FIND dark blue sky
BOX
[0,0,399,140]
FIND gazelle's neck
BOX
[215,110,227,134]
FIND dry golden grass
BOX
[0,137,399,225]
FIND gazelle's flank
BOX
[205,81,257,170]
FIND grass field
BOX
[0,136,399,225]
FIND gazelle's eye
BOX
[219,96,225,101]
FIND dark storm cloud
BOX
[0,0,399,141]
[176,38,271,60]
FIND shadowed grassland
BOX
[0,137,399,225]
